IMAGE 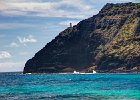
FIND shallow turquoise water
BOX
[0,73,140,100]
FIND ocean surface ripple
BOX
[0,73,140,100]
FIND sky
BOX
[0,0,140,72]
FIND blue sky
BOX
[0,0,139,72]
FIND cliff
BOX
[24,3,140,73]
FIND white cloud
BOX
[0,51,12,59]
[0,61,24,72]
[17,35,37,45]
[19,52,31,56]
[0,0,139,19]
[0,0,97,19]
[9,42,19,47]
[59,20,80,26]
[0,23,36,29]
[0,34,6,38]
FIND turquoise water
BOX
[0,73,140,100]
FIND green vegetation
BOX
[90,65,97,70]
[104,17,140,58]
[97,15,140,70]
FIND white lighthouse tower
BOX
[70,23,72,27]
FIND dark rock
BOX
[23,3,140,73]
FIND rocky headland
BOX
[24,2,140,73]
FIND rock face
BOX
[24,3,140,73]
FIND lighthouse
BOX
[70,23,72,27]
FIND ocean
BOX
[0,73,140,100]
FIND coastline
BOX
[24,71,140,74]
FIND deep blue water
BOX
[0,73,140,100]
